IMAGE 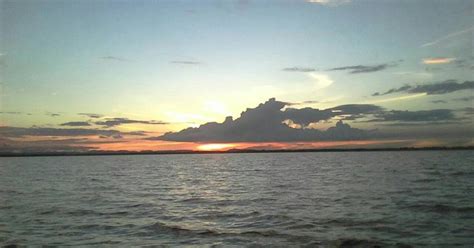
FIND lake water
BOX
[1,151,473,247]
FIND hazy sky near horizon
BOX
[1,0,473,152]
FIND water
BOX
[1,151,473,247]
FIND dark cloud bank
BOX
[60,117,168,127]
[61,121,91,127]
[153,98,471,143]
[94,118,168,127]
[1,97,472,153]
[155,98,382,142]
[373,80,474,96]
[367,109,456,123]
[0,126,146,138]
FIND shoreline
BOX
[1,146,473,158]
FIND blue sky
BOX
[1,0,473,152]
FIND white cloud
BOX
[306,0,351,6]
[393,71,433,80]
[421,26,474,47]
[422,57,455,65]
[308,73,334,90]
[367,93,427,104]
[204,100,230,115]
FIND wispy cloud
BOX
[95,117,168,127]
[78,113,104,118]
[422,57,455,65]
[453,96,474,102]
[306,0,351,6]
[282,67,316,72]
[454,58,474,70]
[60,121,91,127]
[0,126,146,138]
[170,60,201,65]
[372,80,474,96]
[421,26,474,47]
[100,56,129,62]
[368,93,427,104]
[393,71,433,80]
[0,111,23,115]
[46,112,61,117]
[328,61,399,74]
[286,100,320,106]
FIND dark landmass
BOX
[0,146,473,157]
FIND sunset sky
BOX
[1,0,473,153]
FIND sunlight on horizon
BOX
[197,143,237,151]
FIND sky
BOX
[0,0,473,153]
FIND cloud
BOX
[302,100,319,104]
[153,98,375,142]
[453,96,474,102]
[368,109,456,123]
[284,104,381,126]
[372,80,474,96]
[308,73,334,89]
[431,100,447,104]
[0,139,94,153]
[100,56,129,62]
[283,107,334,126]
[95,117,168,127]
[394,71,433,79]
[422,57,455,65]
[462,107,474,115]
[46,112,61,117]
[421,26,474,47]
[0,126,146,138]
[368,93,427,104]
[329,104,383,115]
[0,135,130,154]
[306,0,351,6]
[60,121,91,127]
[0,111,23,115]
[454,58,474,70]
[378,121,466,127]
[286,100,320,106]
[282,67,316,72]
[78,113,104,118]
[170,60,201,65]
[328,62,398,74]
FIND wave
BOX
[329,238,413,248]
[405,203,474,214]
[75,223,136,230]
[194,210,260,219]
[145,221,309,240]
[145,222,220,236]
[319,218,387,227]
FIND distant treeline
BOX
[0,146,473,157]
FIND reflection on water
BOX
[1,151,473,246]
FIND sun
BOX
[197,143,237,151]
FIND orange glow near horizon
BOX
[197,143,237,151]
[89,139,409,152]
